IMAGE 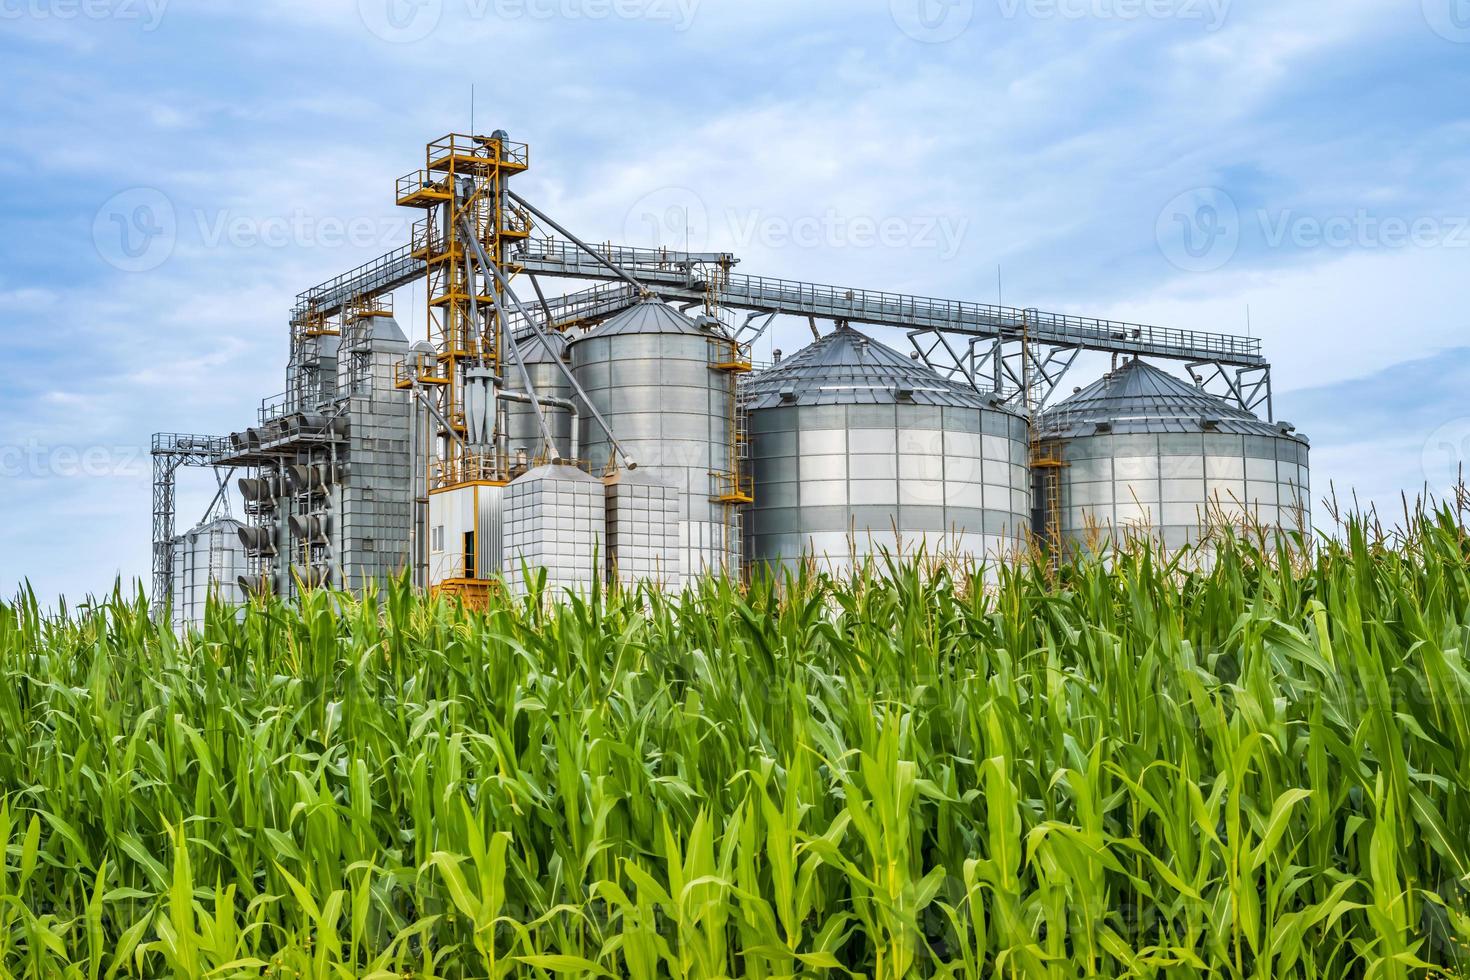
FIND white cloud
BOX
[1088,245,1470,393]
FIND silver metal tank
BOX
[568,299,740,578]
[1037,358,1311,555]
[504,331,573,462]
[170,517,248,631]
[742,326,1032,574]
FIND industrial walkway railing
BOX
[291,237,1265,368]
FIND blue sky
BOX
[1,0,1468,604]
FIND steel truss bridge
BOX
[291,235,1272,419]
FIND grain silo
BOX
[742,325,1031,573]
[504,331,574,464]
[568,298,742,577]
[170,516,248,631]
[1036,358,1311,554]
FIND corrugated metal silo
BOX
[742,325,1032,573]
[605,467,682,591]
[1037,358,1311,554]
[170,517,248,631]
[569,299,740,577]
[504,332,573,462]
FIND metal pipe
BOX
[496,391,580,463]
[508,190,654,297]
[459,215,561,461]
[414,385,462,446]
[462,226,635,470]
[464,249,482,360]
[570,403,579,463]
[408,383,423,588]
[417,388,430,588]
[201,466,236,523]
[497,396,509,467]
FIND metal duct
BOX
[291,564,334,589]
[289,514,330,543]
[237,477,270,503]
[237,525,277,555]
[285,464,331,494]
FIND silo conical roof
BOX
[743,325,1007,411]
[178,516,245,543]
[579,298,711,339]
[1039,359,1302,440]
[512,330,567,365]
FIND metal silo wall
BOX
[605,469,682,591]
[338,323,414,592]
[1053,431,1311,554]
[504,360,573,461]
[571,330,739,578]
[340,391,414,591]
[171,519,248,632]
[503,464,606,596]
[746,402,1032,573]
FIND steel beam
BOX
[151,433,231,616]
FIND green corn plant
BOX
[1,504,1470,974]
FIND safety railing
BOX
[259,392,291,424]
[431,453,513,487]
[426,133,530,171]
[395,169,453,206]
[289,236,1265,369]
[151,433,230,457]
[295,245,422,318]
[709,469,754,504]
[714,273,1264,363]
[515,237,735,273]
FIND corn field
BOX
[2,511,1470,977]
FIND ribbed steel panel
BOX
[170,518,247,631]
[570,300,739,577]
[1039,360,1312,555]
[605,469,681,590]
[337,323,414,592]
[745,328,1031,573]
[504,464,605,596]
